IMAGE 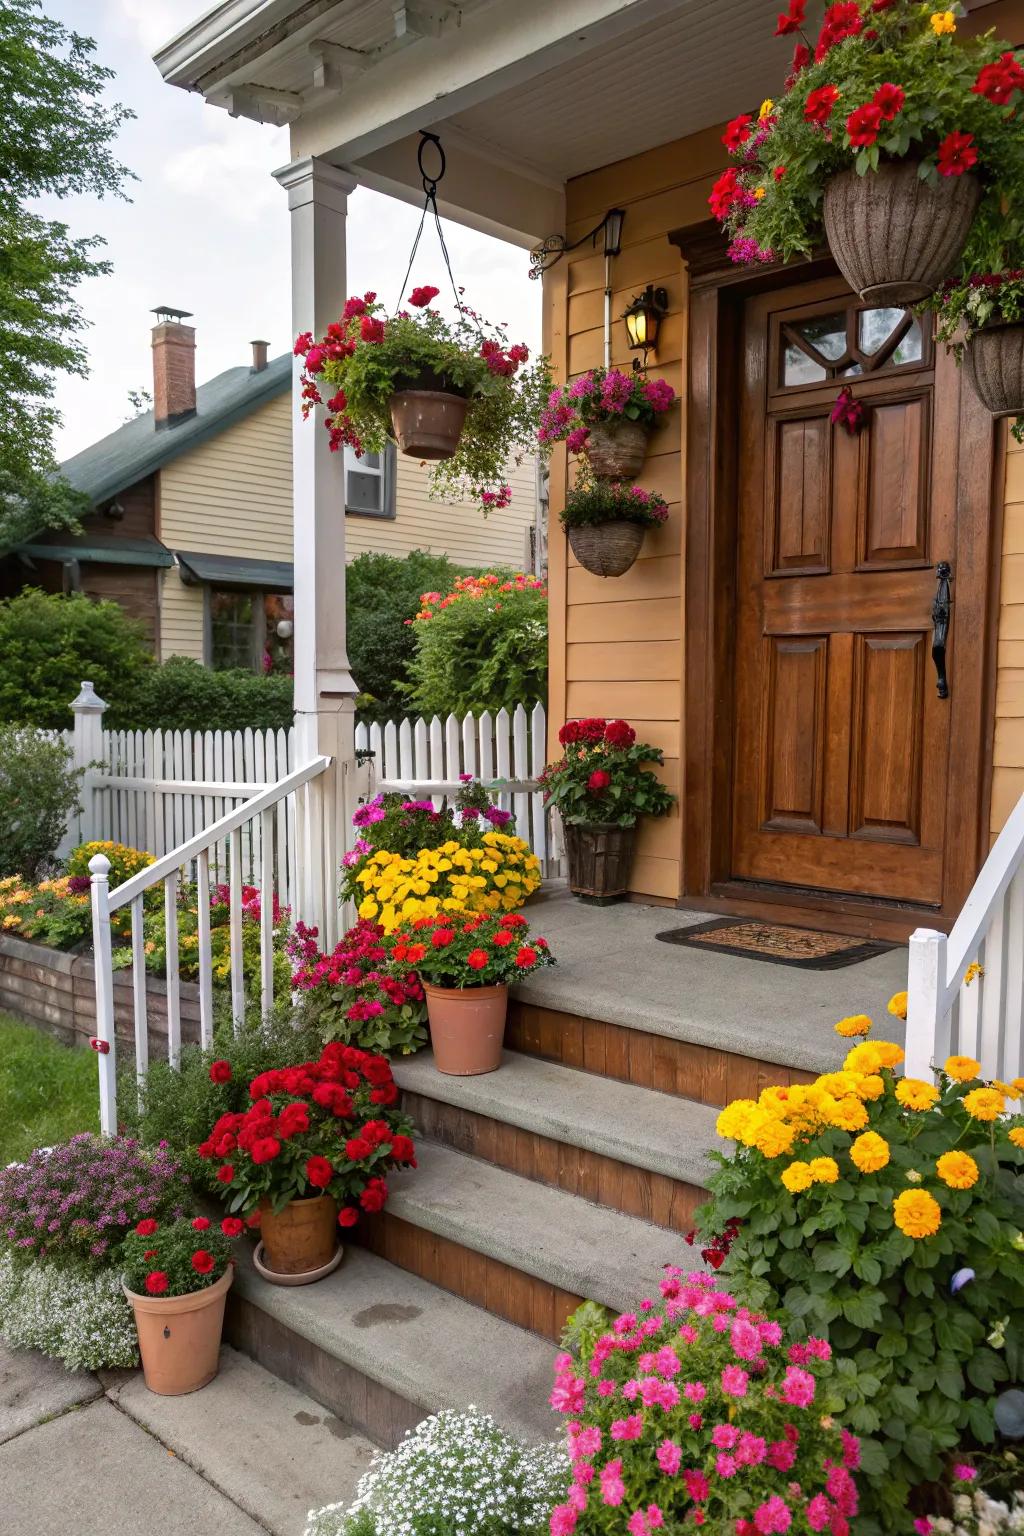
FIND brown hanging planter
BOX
[390,387,470,460]
[963,321,1024,417]
[563,822,635,904]
[822,160,981,305]
[568,520,646,578]
[584,419,649,479]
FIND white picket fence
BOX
[906,792,1024,1081]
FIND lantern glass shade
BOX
[623,285,667,353]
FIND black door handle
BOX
[931,561,952,700]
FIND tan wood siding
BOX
[993,437,1024,836]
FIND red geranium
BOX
[722,114,753,152]
[220,1217,244,1237]
[338,1207,359,1228]
[937,131,978,177]
[346,1136,373,1160]
[515,946,539,969]
[251,1137,282,1164]
[775,0,806,36]
[191,1249,215,1275]
[144,1271,169,1295]
[216,1164,234,1184]
[804,84,840,126]
[209,1060,232,1084]
[872,82,905,121]
[588,769,611,792]
[846,103,882,147]
[604,719,636,748]
[191,1216,210,1231]
[408,284,440,307]
[135,1218,158,1237]
[359,315,386,344]
[306,1155,334,1189]
[466,948,490,970]
[709,168,741,220]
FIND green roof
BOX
[17,535,173,568]
[176,550,293,588]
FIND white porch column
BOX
[275,156,359,937]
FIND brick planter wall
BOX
[0,932,203,1061]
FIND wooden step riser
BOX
[402,1090,704,1233]
[357,1214,584,1344]
[508,1001,816,1104]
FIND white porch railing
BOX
[88,755,333,1137]
[906,793,1024,1081]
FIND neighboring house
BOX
[155,0,1024,938]
[0,309,540,669]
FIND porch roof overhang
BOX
[175,550,294,589]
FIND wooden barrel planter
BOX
[563,822,635,904]
[584,419,649,479]
[568,521,645,578]
[822,161,980,305]
[964,322,1024,418]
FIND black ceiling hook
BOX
[417,131,445,200]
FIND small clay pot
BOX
[568,521,645,577]
[584,419,649,479]
[258,1193,339,1276]
[563,822,636,904]
[390,389,469,460]
[124,1264,232,1396]
[423,980,508,1075]
[964,321,1024,417]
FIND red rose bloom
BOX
[338,1207,359,1228]
[390,1135,416,1164]
[722,114,753,152]
[277,1102,310,1140]
[250,1137,282,1165]
[360,315,386,344]
[209,1060,232,1084]
[431,928,455,948]
[937,131,978,177]
[216,1164,235,1184]
[846,103,882,147]
[346,1136,373,1160]
[370,1083,399,1106]
[363,1057,393,1086]
[191,1249,215,1275]
[361,1120,392,1146]
[515,946,539,969]
[359,1178,388,1214]
[220,1217,244,1237]
[775,0,806,33]
[604,719,636,748]
[588,769,611,792]
[804,85,840,125]
[408,284,440,306]
[135,1218,158,1237]
[558,720,581,745]
[306,1155,334,1189]
[466,948,490,970]
[872,82,905,120]
[191,1217,211,1232]
[144,1271,169,1295]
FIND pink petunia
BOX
[611,1415,644,1441]
[550,1505,578,1536]
[754,1495,793,1534]
[600,1459,625,1507]
[656,1439,682,1476]
[721,1365,750,1398]
[780,1365,815,1407]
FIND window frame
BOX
[343,441,397,520]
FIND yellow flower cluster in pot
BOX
[355,831,541,934]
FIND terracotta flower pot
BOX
[563,822,635,904]
[964,321,1024,417]
[124,1264,232,1396]
[423,980,508,1075]
[822,160,981,305]
[258,1193,339,1278]
[568,521,645,577]
[390,389,469,460]
[584,419,649,479]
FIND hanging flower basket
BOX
[822,160,980,305]
[389,376,471,460]
[584,418,650,479]
[561,481,668,578]
[568,522,646,578]
[538,367,676,478]
[963,320,1024,419]
[928,269,1024,440]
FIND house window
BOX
[207,589,294,673]
[344,443,396,518]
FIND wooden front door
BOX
[731,276,960,907]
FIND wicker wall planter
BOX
[563,822,636,904]
[584,419,649,479]
[822,161,980,305]
[568,521,645,578]
[964,321,1024,417]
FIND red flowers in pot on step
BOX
[538,367,677,480]
[197,1042,415,1280]
[539,719,676,904]
[387,913,555,1077]
[560,479,669,578]
[295,286,550,512]
[121,1215,242,1395]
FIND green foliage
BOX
[404,573,548,717]
[559,1298,612,1360]
[112,655,294,732]
[0,0,133,544]
[0,1015,98,1164]
[0,588,153,728]
[539,718,676,829]
[0,726,82,878]
[346,550,465,722]
[121,1215,235,1299]
[715,3,1024,274]
[559,480,669,531]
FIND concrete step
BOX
[393,1048,718,1230]
[379,1140,684,1325]
[228,1242,557,1450]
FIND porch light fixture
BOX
[528,207,626,280]
[623,284,668,358]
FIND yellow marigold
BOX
[835,1014,872,1038]
[827,1097,869,1132]
[896,1078,939,1112]
[781,1160,814,1193]
[945,1054,982,1083]
[851,1074,886,1102]
[930,9,956,34]
[844,1042,883,1074]
[964,961,984,986]
[894,1188,942,1238]
[850,1131,890,1174]
[759,98,774,120]
[936,1150,979,1190]
[816,1071,860,1099]
[1011,1079,1024,1099]
[887,991,908,1021]
[963,1087,1005,1123]
[809,1156,839,1185]
[753,1118,797,1159]
[716,1099,757,1141]
[1009,1127,1024,1149]
[873,1041,905,1070]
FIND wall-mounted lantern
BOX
[623,284,669,360]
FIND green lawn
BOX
[0,1015,99,1165]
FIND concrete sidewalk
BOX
[0,1341,376,1536]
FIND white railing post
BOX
[906,927,948,1079]
[71,681,107,844]
[88,854,118,1136]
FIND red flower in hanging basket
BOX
[408,284,440,306]
[937,131,978,177]
[775,0,806,36]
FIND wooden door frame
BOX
[668,218,1003,939]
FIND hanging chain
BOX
[394,131,474,328]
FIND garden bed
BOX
[0,932,203,1059]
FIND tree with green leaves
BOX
[0,0,133,550]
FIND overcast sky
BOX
[48,0,544,461]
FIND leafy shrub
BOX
[304,1407,567,1536]
[560,481,669,531]
[346,550,466,722]
[113,654,293,731]
[0,588,153,729]
[695,1012,1024,1534]
[404,572,547,718]
[288,919,428,1057]
[550,1267,861,1536]
[0,872,96,948]
[121,1213,238,1299]
[0,1250,138,1372]
[0,726,82,878]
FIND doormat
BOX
[655,918,896,970]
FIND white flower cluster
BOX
[0,1251,139,1372]
[305,1406,568,1536]
[928,1489,1024,1536]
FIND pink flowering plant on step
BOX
[538,368,676,456]
[549,1269,860,1536]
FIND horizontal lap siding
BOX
[993,445,1024,836]
[547,131,727,902]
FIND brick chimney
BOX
[151,306,196,429]
[250,339,269,373]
